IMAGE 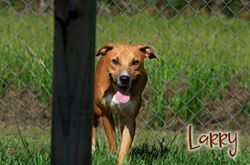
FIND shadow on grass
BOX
[129,136,178,161]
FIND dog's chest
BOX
[102,94,137,115]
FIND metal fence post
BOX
[52,0,96,164]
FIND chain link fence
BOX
[0,0,250,144]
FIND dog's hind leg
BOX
[120,117,125,137]
[92,114,99,153]
[92,104,102,153]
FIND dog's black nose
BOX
[119,75,130,85]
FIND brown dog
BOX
[92,44,157,164]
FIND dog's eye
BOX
[112,59,119,65]
[132,60,139,66]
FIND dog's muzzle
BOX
[109,73,139,93]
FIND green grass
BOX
[94,143,250,165]
[0,126,250,164]
[0,126,50,164]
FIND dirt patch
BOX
[199,73,250,132]
[0,85,51,127]
[162,71,250,134]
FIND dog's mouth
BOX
[109,73,139,104]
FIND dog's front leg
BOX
[118,117,135,165]
[102,113,117,152]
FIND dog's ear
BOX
[96,45,113,56]
[139,46,158,60]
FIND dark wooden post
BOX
[52,0,96,164]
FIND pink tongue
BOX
[115,91,130,104]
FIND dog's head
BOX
[96,44,157,103]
